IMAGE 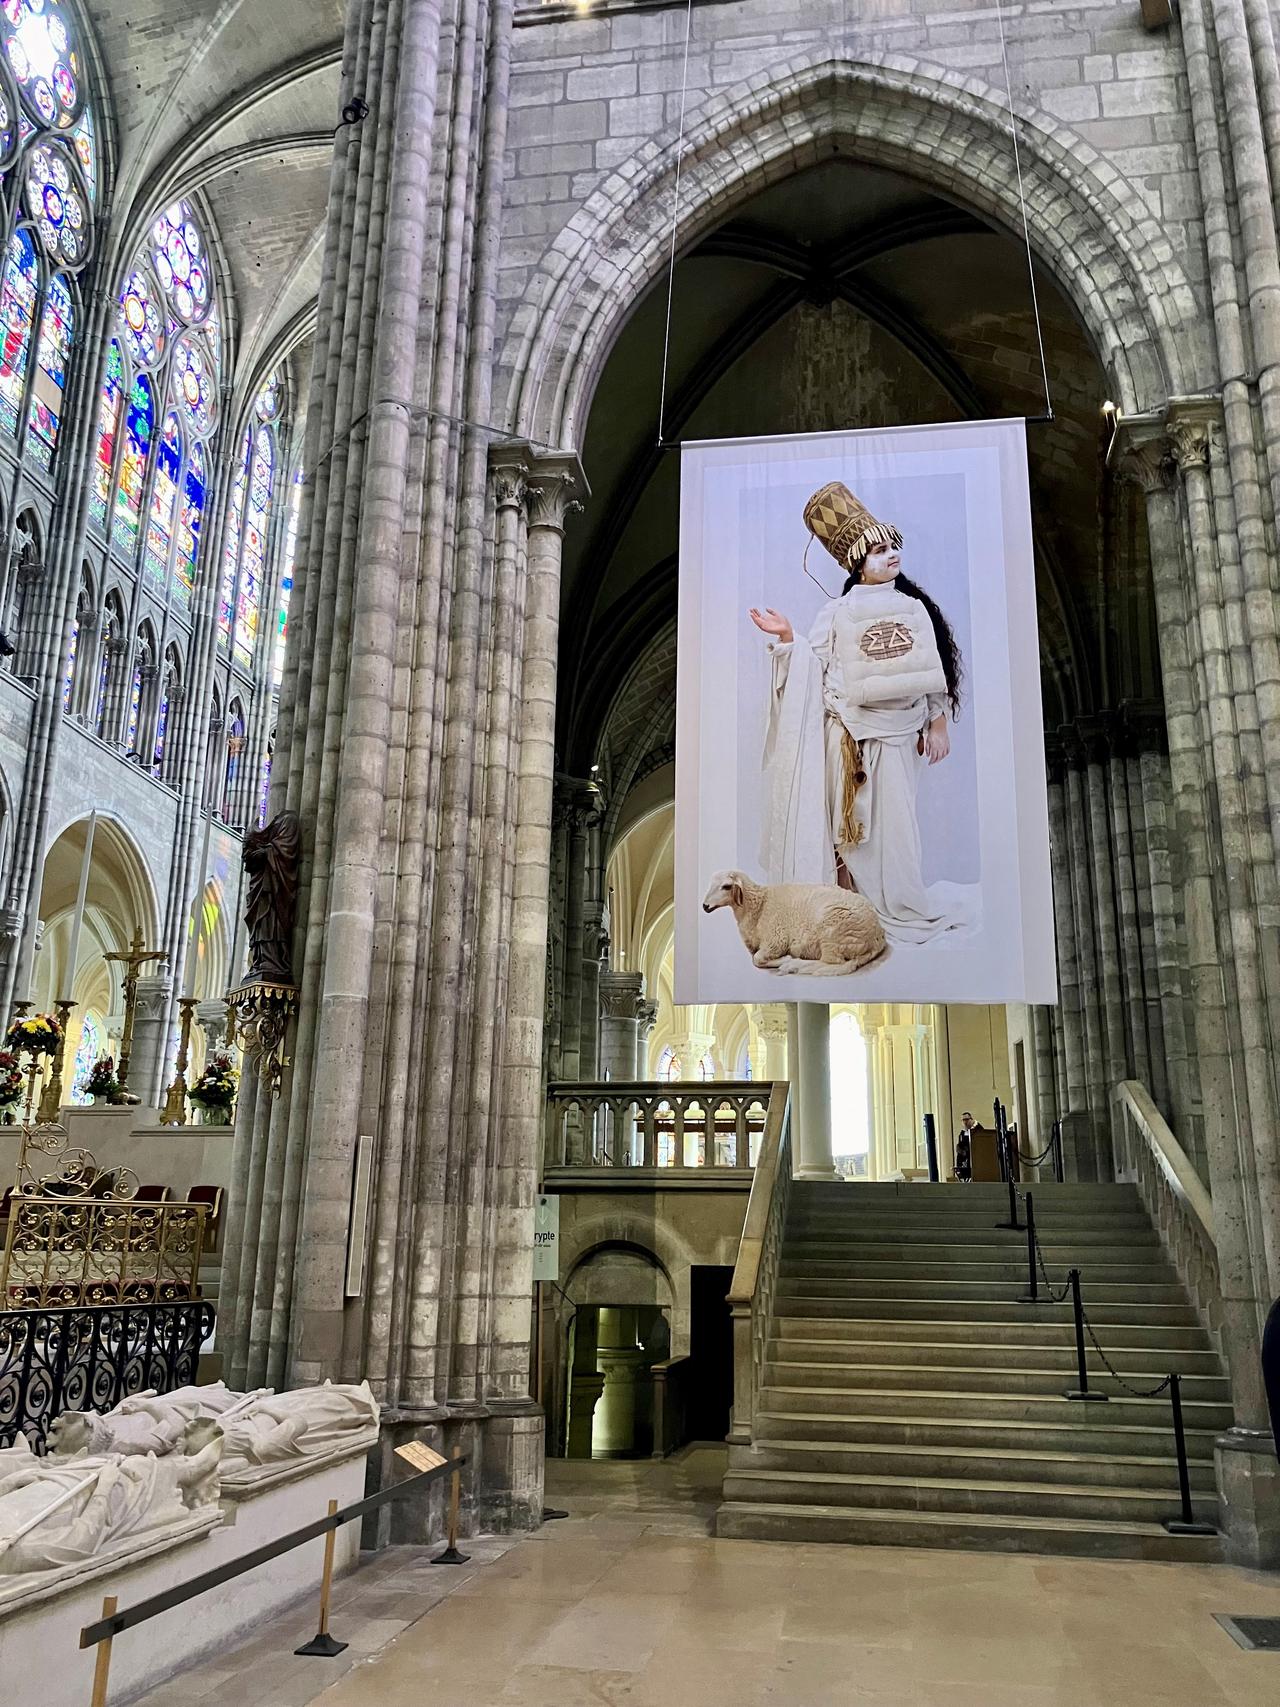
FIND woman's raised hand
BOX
[749,606,794,644]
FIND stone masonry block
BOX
[1042,85,1101,122]
[607,94,667,136]
[508,99,608,149]
[1101,76,1182,118]
[566,61,638,101]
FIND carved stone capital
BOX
[600,970,646,1021]
[525,452,587,534]
[638,1000,658,1036]
[492,462,530,512]
[755,1007,790,1042]
[1165,397,1221,473]
[1114,436,1171,495]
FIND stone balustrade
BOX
[544,1080,774,1172]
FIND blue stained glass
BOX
[112,371,153,559]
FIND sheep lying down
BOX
[702,869,886,976]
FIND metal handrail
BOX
[1112,1080,1215,1248]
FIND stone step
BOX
[775,1277,1186,1303]
[759,1384,1236,1431]
[782,1258,1175,1285]
[791,1184,1142,1209]
[761,1359,1230,1401]
[778,1283,1201,1304]
[783,1243,1167,1269]
[766,1296,1200,1325]
[786,1227,1162,1249]
[734,1437,1217,1490]
[754,1408,1220,1461]
[713,1500,1222,1562]
[720,1467,1218,1527]
[766,1337,1223,1376]
[771,1316,1212,1351]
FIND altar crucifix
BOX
[104,928,169,1093]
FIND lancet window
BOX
[89,200,221,617]
[0,0,95,470]
[218,376,285,675]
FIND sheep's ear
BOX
[731,881,743,906]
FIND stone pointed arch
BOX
[500,53,1209,448]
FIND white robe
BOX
[760,591,979,947]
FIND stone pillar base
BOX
[368,1405,546,1549]
[1215,1428,1280,1568]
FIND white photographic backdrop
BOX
[675,420,1055,1006]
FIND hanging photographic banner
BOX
[675,421,1054,1006]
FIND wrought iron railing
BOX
[1112,1080,1221,1344]
[545,1080,772,1170]
[725,1083,792,1444]
[0,1297,215,1451]
[1,1196,207,1308]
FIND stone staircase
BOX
[716,1181,1228,1559]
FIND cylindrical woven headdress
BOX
[803,481,903,570]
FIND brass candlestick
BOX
[35,999,76,1125]
[104,928,168,1094]
[159,997,198,1126]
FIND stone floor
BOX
[132,1446,1280,1707]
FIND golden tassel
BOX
[839,728,867,847]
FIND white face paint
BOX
[859,542,901,585]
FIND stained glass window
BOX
[0,227,37,436]
[61,610,77,710]
[119,268,163,368]
[172,333,213,435]
[273,471,302,691]
[149,203,210,326]
[174,441,203,614]
[143,411,181,591]
[152,676,169,778]
[70,1013,101,1106]
[112,372,154,560]
[27,271,71,466]
[24,139,87,267]
[258,750,271,828]
[125,656,142,753]
[234,426,273,669]
[69,104,93,198]
[218,430,249,650]
[89,338,122,532]
[2,0,84,133]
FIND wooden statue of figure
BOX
[242,809,301,984]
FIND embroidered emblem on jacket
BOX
[860,619,914,660]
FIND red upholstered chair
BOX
[134,1183,172,1202]
[188,1184,223,1252]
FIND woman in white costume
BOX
[749,480,979,947]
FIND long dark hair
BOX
[842,561,964,720]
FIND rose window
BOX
[24,138,86,264]
[149,203,210,325]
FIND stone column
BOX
[579,900,607,1080]
[792,1003,837,1181]
[130,973,174,1109]
[219,0,555,1541]
[756,1006,788,1081]
[599,971,645,1081]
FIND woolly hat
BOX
[803,481,903,571]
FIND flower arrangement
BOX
[0,1049,23,1108]
[4,1011,63,1057]
[190,1051,237,1113]
[82,1055,118,1099]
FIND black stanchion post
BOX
[431,1447,471,1565]
[1020,1193,1039,1303]
[923,1112,939,1183]
[1052,1118,1065,1184]
[1064,1268,1107,1401]
[1163,1372,1216,1535]
[993,1098,1007,1182]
